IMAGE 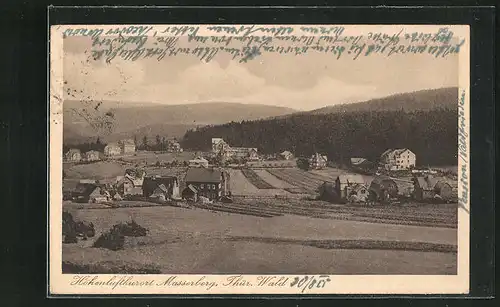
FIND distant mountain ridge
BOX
[63,101,297,144]
[63,87,458,145]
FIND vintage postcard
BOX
[49,24,470,295]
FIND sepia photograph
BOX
[50,24,470,294]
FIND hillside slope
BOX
[308,87,458,115]
[63,101,296,144]
[181,87,459,166]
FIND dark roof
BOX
[187,184,198,193]
[336,174,365,185]
[370,176,397,185]
[73,183,99,196]
[185,168,222,183]
[154,184,169,193]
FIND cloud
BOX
[63,52,146,102]
[63,46,458,111]
[232,76,380,110]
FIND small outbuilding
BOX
[182,184,198,202]
[318,181,339,203]
[347,184,370,203]
[413,175,453,202]
[369,176,399,202]
[335,174,366,200]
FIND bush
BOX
[63,231,78,244]
[93,227,125,251]
[92,220,148,251]
[112,220,149,237]
[63,211,95,240]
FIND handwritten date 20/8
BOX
[290,275,331,293]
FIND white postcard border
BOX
[49,24,470,295]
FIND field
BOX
[62,162,458,274]
[64,161,129,180]
[62,204,457,274]
[241,169,275,189]
[118,151,199,163]
[266,169,332,194]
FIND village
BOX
[63,137,458,208]
[61,136,458,275]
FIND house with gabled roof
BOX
[72,183,107,203]
[142,175,179,199]
[380,148,416,171]
[183,168,227,201]
[65,148,82,162]
[119,139,136,154]
[309,153,328,170]
[104,143,121,156]
[83,150,101,162]
[335,174,366,200]
[189,157,209,168]
[413,175,453,202]
[280,150,294,160]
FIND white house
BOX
[309,153,328,169]
[104,143,121,156]
[280,151,294,160]
[380,148,416,171]
[189,157,209,168]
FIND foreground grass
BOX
[62,205,457,275]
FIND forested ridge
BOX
[181,108,458,166]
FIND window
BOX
[212,184,216,189]
[201,184,204,189]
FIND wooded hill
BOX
[181,88,459,166]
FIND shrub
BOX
[63,231,78,244]
[112,220,149,237]
[63,211,95,239]
[92,220,148,251]
[92,227,125,251]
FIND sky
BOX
[63,33,459,111]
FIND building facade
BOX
[380,148,416,171]
[309,153,328,170]
[413,175,453,202]
[335,174,366,200]
[189,157,209,168]
[83,150,100,162]
[119,139,136,154]
[183,168,227,201]
[65,149,82,162]
[142,175,180,199]
[280,151,294,160]
[104,143,121,156]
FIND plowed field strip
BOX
[228,237,457,253]
[231,200,456,228]
[302,202,457,219]
[241,169,275,189]
[285,169,334,182]
[267,169,318,193]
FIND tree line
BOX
[135,135,179,152]
[63,137,106,154]
[181,108,458,166]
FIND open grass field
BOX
[266,169,330,194]
[64,161,129,180]
[118,151,199,163]
[241,169,275,189]
[63,205,457,274]
[227,169,292,196]
[252,170,296,189]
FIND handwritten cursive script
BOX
[457,89,469,212]
[61,26,465,64]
